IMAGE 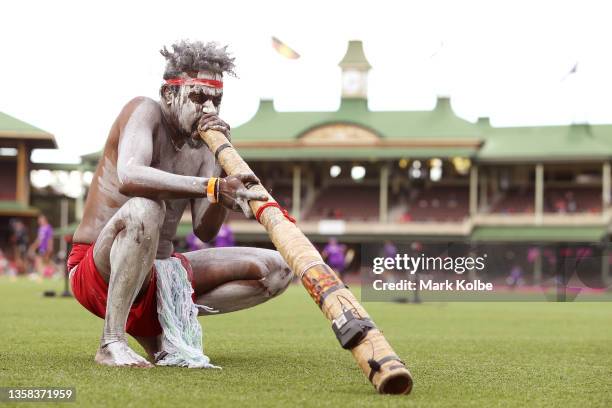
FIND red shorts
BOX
[67,243,194,337]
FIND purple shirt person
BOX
[322,238,346,273]
[185,232,207,252]
[29,214,54,278]
[214,224,235,248]
[36,216,53,255]
[506,264,524,288]
[383,241,398,259]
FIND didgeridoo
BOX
[200,129,413,395]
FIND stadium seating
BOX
[491,187,535,214]
[490,186,601,214]
[544,186,601,213]
[305,185,380,221]
[394,186,469,222]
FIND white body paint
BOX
[74,59,292,367]
[162,70,223,139]
[71,68,293,368]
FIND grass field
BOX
[1,277,611,407]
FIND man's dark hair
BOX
[160,40,236,78]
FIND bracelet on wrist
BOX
[214,178,221,203]
[207,177,218,203]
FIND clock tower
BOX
[339,40,371,99]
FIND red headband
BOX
[165,78,223,88]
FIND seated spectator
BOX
[565,192,577,213]
[554,198,566,213]
[401,213,413,223]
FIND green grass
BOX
[1,277,612,407]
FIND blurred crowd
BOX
[4,214,599,288]
[1,217,239,281]
[0,214,57,280]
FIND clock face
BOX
[343,70,363,95]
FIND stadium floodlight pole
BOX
[199,127,413,395]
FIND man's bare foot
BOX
[94,341,154,368]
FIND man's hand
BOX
[218,173,268,218]
[198,113,231,140]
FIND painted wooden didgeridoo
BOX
[200,128,413,395]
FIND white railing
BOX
[180,208,612,236]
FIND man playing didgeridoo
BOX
[68,40,292,368]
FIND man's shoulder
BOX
[119,97,162,125]
[107,97,163,150]
[126,96,161,115]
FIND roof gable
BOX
[232,97,479,142]
[0,111,56,148]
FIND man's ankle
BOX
[100,334,127,348]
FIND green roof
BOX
[76,100,612,164]
[477,122,612,162]
[81,150,101,165]
[471,225,606,242]
[232,98,479,141]
[53,222,78,238]
[31,162,83,171]
[0,111,56,149]
[0,200,40,217]
[233,146,477,160]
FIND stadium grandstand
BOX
[5,40,612,285]
[0,112,57,248]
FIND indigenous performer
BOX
[68,40,292,367]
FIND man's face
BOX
[163,70,223,138]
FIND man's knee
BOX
[259,251,292,297]
[123,198,166,238]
